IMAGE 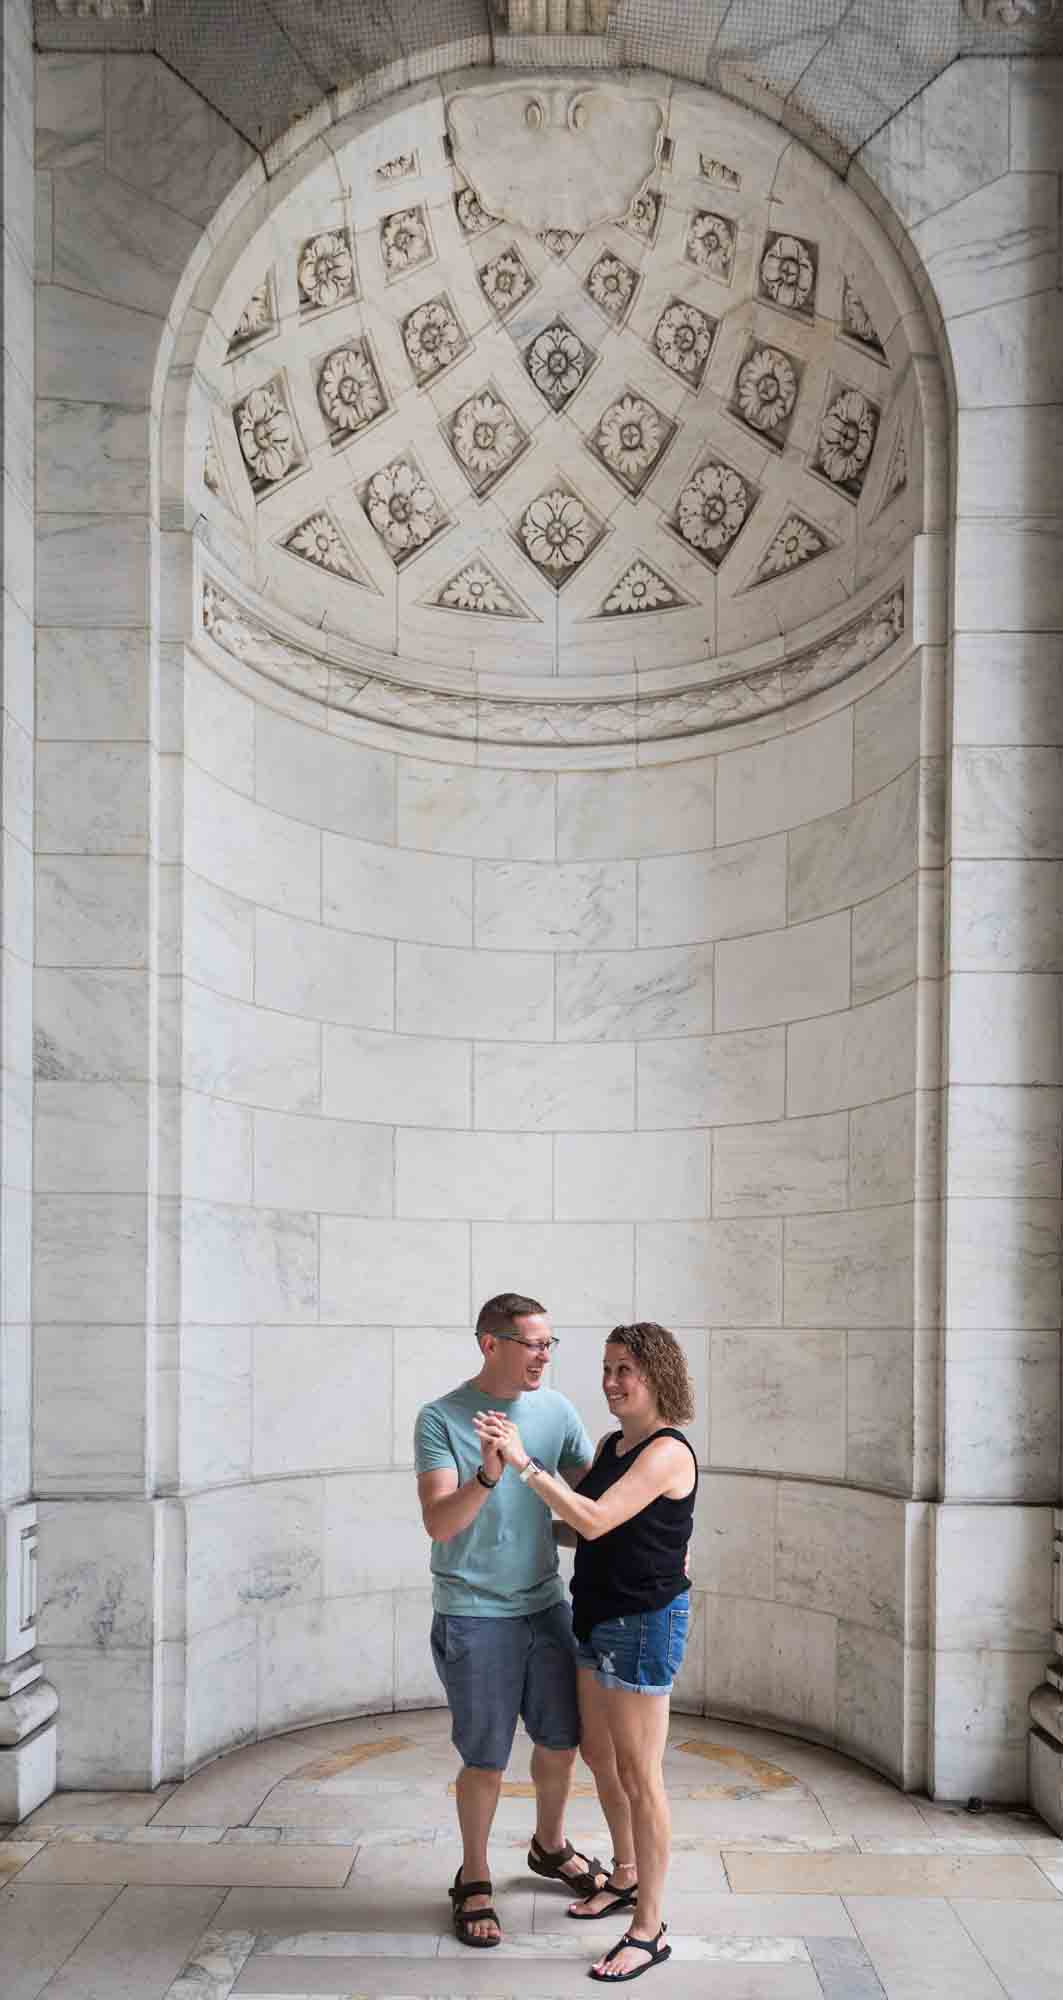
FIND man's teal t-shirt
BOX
[414,1382,593,1618]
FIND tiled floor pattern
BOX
[2,1709,1062,1999]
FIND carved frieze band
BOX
[962,1,1061,22]
[201,573,905,747]
[48,1,153,16]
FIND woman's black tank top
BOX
[570,1427,697,1642]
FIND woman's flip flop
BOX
[589,1923,671,1982]
[568,1880,639,1921]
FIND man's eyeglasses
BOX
[492,1332,560,1355]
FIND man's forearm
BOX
[422,1474,494,1542]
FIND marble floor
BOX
[2,1708,1063,2000]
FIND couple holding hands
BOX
[414,1292,697,1984]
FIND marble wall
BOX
[20,44,1062,1810]
[855,53,1063,1807]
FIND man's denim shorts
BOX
[430,1600,581,1770]
[575,1591,690,1695]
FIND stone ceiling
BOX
[194,74,923,685]
[34,2,1063,163]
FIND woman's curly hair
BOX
[607,1322,695,1426]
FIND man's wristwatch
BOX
[476,1466,499,1489]
[519,1457,546,1484]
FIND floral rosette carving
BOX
[376,153,416,183]
[675,462,751,564]
[595,394,667,495]
[539,228,582,259]
[526,322,589,409]
[735,346,798,438]
[364,457,444,564]
[479,248,533,317]
[603,560,679,615]
[816,387,878,495]
[297,231,355,312]
[653,299,715,387]
[402,296,465,381]
[625,190,661,242]
[234,381,299,493]
[439,561,520,615]
[228,276,276,357]
[586,252,638,323]
[842,279,884,354]
[759,233,815,313]
[380,207,432,277]
[520,490,591,580]
[317,343,385,436]
[455,185,497,237]
[451,392,523,489]
[284,512,361,580]
[756,515,827,581]
[684,211,736,281]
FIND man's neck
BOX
[469,1361,521,1400]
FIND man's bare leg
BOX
[455,1764,503,1942]
[531,1743,606,1888]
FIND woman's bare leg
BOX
[590,1688,672,1980]
[570,1666,637,1914]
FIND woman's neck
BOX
[617,1408,663,1452]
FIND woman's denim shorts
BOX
[575,1591,690,1695]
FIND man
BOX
[414,1291,603,1948]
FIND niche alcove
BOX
[60,65,950,1792]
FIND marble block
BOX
[715,911,851,1033]
[638,1027,785,1128]
[785,1206,915,1329]
[706,1595,837,1747]
[324,832,472,948]
[320,1217,469,1325]
[475,859,636,952]
[185,765,321,921]
[256,706,395,842]
[787,986,916,1117]
[557,942,715,1041]
[398,759,554,859]
[944,1197,1062,1332]
[472,1220,634,1323]
[323,1024,470,1128]
[255,911,394,1031]
[934,1504,1053,1653]
[776,1484,908,1640]
[0,1722,56,1823]
[638,837,787,950]
[557,761,715,860]
[555,1130,707,1221]
[397,941,554,1040]
[717,711,852,847]
[396,1127,552,1220]
[710,1328,846,1478]
[637,1219,782,1326]
[944,1330,1061,1503]
[712,1113,848,1217]
[474,1040,634,1131]
[253,1328,393,1478]
[788,767,918,924]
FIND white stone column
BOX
[1,0,58,1821]
[856,53,1063,1803]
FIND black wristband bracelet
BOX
[475,1466,499,1489]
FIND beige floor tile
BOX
[0,1884,122,2000]
[154,1721,381,1827]
[215,1884,451,1932]
[16,1839,356,1889]
[952,1896,1063,2000]
[0,1841,45,1883]
[845,1895,1011,1999]
[546,1889,857,1938]
[29,1884,223,2000]
[725,1850,1061,1899]
[232,1950,823,1997]
[20,1789,176,1831]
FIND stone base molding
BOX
[1028,1511,1063,1834]
[0,1505,57,1820]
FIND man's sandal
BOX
[528,1835,608,1897]
[568,1879,639,1921]
[589,1924,671,1982]
[449,1869,501,1949]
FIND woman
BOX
[473,1321,696,1984]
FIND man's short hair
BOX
[476,1292,547,1341]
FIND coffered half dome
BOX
[181,71,939,744]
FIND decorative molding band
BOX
[49,1,152,16]
[200,573,906,747]
[962,1,1060,23]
